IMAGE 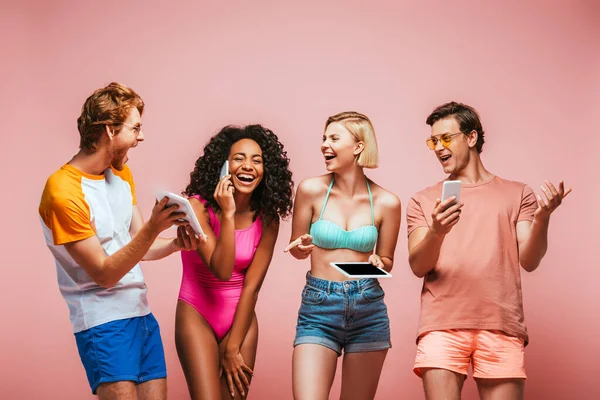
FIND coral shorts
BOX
[414,329,526,380]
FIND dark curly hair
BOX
[184,124,294,226]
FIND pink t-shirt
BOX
[406,175,538,345]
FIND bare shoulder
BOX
[264,218,281,235]
[188,196,211,223]
[296,174,332,197]
[369,180,401,211]
[188,196,207,211]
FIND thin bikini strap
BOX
[366,180,375,226]
[318,177,335,220]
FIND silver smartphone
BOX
[219,160,229,180]
[441,180,461,203]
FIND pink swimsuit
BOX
[178,195,262,341]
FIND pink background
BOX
[1,1,598,398]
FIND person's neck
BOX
[332,166,367,197]
[68,149,111,176]
[449,154,492,184]
[233,191,253,214]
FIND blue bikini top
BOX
[309,177,378,253]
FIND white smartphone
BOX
[330,262,392,278]
[155,190,206,238]
[219,160,229,180]
[441,180,461,204]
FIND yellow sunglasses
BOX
[426,132,465,150]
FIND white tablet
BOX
[330,262,392,278]
[155,190,206,238]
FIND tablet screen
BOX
[333,263,389,276]
[155,190,205,237]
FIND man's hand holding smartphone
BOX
[431,180,463,236]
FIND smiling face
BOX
[227,138,264,195]
[430,116,478,175]
[321,122,364,172]
[108,107,144,171]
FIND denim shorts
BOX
[75,313,167,394]
[294,272,391,355]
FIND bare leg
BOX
[136,378,167,400]
[218,313,259,400]
[421,368,466,400]
[339,349,388,400]
[175,300,221,400]
[292,344,338,400]
[97,381,137,400]
[476,378,524,400]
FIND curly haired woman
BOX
[175,124,294,400]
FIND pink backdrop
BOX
[1,1,598,398]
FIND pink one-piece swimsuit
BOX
[178,195,262,341]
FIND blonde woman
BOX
[285,112,402,399]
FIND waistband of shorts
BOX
[304,271,379,294]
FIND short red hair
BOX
[77,82,144,151]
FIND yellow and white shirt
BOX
[39,164,149,333]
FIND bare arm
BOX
[516,220,547,272]
[129,205,202,261]
[408,197,463,278]
[285,179,316,259]
[370,193,401,272]
[220,220,279,396]
[64,198,185,288]
[227,220,279,352]
[187,197,236,281]
[186,175,238,281]
[208,212,236,281]
[408,227,445,278]
[517,180,571,272]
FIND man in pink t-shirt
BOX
[407,101,571,400]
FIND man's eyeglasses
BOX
[120,123,143,135]
[426,132,464,150]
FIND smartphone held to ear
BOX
[220,160,229,180]
[442,180,461,204]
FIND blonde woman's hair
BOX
[325,111,379,168]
